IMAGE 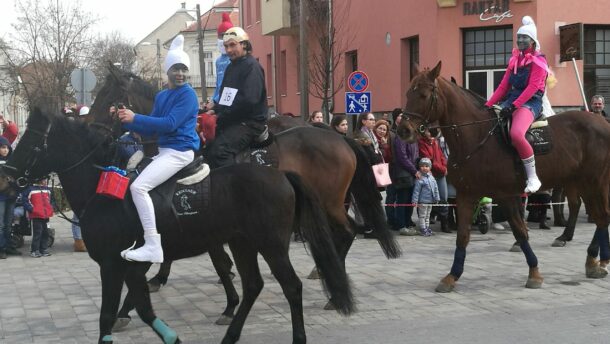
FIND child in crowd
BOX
[412,158,440,236]
[0,136,19,259]
[22,179,54,258]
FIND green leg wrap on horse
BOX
[152,318,178,344]
[101,334,113,342]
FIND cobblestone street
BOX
[1,209,610,343]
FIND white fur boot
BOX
[121,231,164,263]
[522,155,541,193]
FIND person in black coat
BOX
[211,27,268,168]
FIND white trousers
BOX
[130,148,194,231]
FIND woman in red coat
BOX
[418,128,450,233]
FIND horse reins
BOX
[402,78,502,168]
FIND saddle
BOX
[127,155,212,227]
[493,105,553,156]
[235,126,280,167]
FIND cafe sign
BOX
[463,0,514,23]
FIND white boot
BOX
[121,232,164,263]
[522,155,541,193]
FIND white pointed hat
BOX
[517,16,540,51]
[163,34,191,73]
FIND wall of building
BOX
[247,0,610,116]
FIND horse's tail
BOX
[343,136,402,259]
[284,172,355,316]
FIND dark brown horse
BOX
[400,61,610,292]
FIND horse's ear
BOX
[428,61,442,81]
[413,62,420,76]
[108,61,122,80]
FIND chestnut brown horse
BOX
[400,61,610,292]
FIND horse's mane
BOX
[124,72,157,103]
[443,77,487,109]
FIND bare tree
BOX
[307,0,352,117]
[3,0,98,111]
[85,31,138,94]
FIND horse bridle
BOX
[401,78,502,167]
[4,120,106,188]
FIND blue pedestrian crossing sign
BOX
[345,92,371,115]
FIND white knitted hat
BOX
[163,35,191,73]
[517,16,540,51]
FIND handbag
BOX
[372,157,392,187]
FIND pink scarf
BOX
[508,48,550,75]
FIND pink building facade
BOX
[243,0,610,116]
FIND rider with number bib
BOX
[117,34,200,263]
[210,27,268,168]
[485,16,549,194]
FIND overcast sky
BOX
[0,0,217,43]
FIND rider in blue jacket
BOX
[117,34,200,263]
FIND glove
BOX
[500,105,516,118]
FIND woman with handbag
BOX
[353,112,384,238]
[353,112,383,165]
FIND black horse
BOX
[90,65,398,324]
[0,108,354,344]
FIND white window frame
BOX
[465,68,505,99]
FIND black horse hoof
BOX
[551,239,567,247]
[215,314,234,325]
[147,278,164,293]
[113,316,131,331]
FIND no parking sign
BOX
[347,71,369,93]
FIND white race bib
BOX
[219,87,238,106]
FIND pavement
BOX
[2,209,610,344]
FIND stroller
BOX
[10,196,55,249]
[472,197,493,234]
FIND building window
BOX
[346,50,358,72]
[584,26,610,104]
[345,50,358,91]
[207,61,214,76]
[464,26,512,68]
[463,26,512,98]
[280,50,287,96]
[409,36,419,80]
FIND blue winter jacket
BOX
[412,172,440,204]
[124,84,200,152]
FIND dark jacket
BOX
[353,129,383,165]
[0,136,13,201]
[214,54,268,129]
